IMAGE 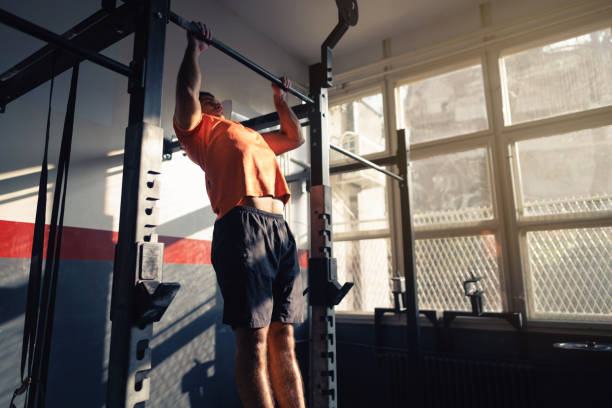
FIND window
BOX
[335,238,393,312]
[330,20,612,326]
[416,234,503,312]
[394,64,501,314]
[412,148,494,227]
[331,169,392,311]
[513,126,612,218]
[503,31,612,323]
[525,227,612,322]
[328,91,386,163]
[397,65,489,144]
[500,28,612,125]
[332,169,389,234]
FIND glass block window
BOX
[411,148,494,227]
[331,169,389,234]
[335,239,393,311]
[329,91,385,162]
[500,28,612,125]
[515,125,612,218]
[397,65,489,144]
[525,227,612,322]
[415,234,503,312]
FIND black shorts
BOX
[211,206,305,329]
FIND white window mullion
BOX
[482,45,527,316]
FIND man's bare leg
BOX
[267,322,306,408]
[235,327,275,408]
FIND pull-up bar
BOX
[330,143,404,182]
[168,11,314,105]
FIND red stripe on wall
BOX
[161,235,212,265]
[0,220,117,261]
[0,220,308,267]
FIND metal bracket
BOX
[308,258,353,307]
[463,274,484,316]
[319,0,359,87]
[132,241,179,327]
[134,281,180,327]
[336,0,359,26]
[443,311,524,330]
[137,241,163,280]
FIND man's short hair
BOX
[199,91,215,100]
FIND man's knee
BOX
[268,322,295,352]
[236,327,268,359]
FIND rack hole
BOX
[136,339,149,360]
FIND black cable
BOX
[11,62,79,408]
[11,59,56,408]
[35,63,79,406]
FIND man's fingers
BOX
[272,77,291,97]
[278,76,290,91]
[190,21,211,43]
[205,26,212,42]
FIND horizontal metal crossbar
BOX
[164,104,312,157]
[0,4,136,109]
[330,143,404,182]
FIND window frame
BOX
[491,25,612,324]
[328,83,391,167]
[328,11,612,332]
[498,25,612,127]
[392,59,509,313]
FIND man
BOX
[173,22,306,408]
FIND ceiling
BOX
[222,0,483,65]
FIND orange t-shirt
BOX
[173,113,290,219]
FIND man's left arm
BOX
[261,78,305,155]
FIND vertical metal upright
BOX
[396,129,422,405]
[308,63,337,408]
[307,3,357,404]
[107,0,169,406]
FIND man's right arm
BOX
[174,22,210,130]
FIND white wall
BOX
[0,0,309,242]
[334,0,578,74]
[0,2,310,406]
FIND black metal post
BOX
[305,5,357,404]
[0,9,133,77]
[107,0,169,406]
[168,11,314,104]
[396,129,422,404]
[308,63,344,408]
[396,129,420,348]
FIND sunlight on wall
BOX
[0,164,55,181]
[104,167,123,231]
[159,156,214,240]
[102,153,215,239]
